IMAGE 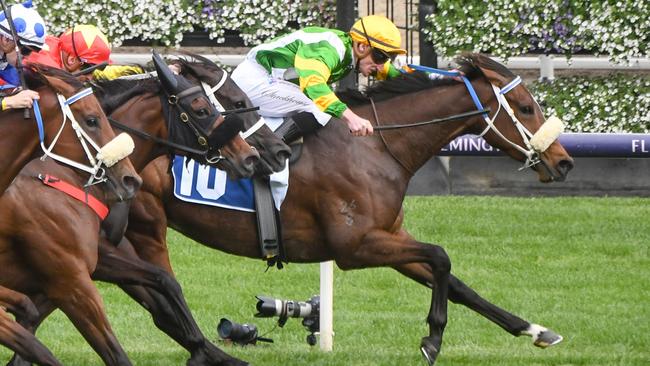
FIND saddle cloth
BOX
[171,154,289,212]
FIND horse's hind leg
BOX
[0,307,62,366]
[338,229,450,365]
[394,262,563,347]
[92,238,248,366]
[46,275,132,366]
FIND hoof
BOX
[534,329,563,348]
[186,341,249,366]
[419,337,440,366]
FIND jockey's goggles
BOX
[370,47,396,64]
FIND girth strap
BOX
[37,174,109,220]
[253,177,284,269]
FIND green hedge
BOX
[529,75,650,133]
[425,0,649,62]
[39,0,336,47]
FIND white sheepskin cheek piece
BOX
[529,116,565,152]
[96,133,135,167]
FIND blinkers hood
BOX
[152,50,179,93]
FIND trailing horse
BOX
[0,65,140,365]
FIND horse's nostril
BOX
[245,155,259,167]
[558,159,574,173]
[278,150,291,162]
[122,175,142,194]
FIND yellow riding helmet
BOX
[350,15,406,55]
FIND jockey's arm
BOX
[296,56,373,137]
[93,65,144,80]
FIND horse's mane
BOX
[24,63,84,91]
[337,52,515,106]
[92,75,161,115]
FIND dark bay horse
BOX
[0,65,141,365]
[5,59,259,366]
[122,53,573,365]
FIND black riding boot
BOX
[275,111,323,144]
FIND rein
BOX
[370,98,415,176]
[369,98,491,176]
[107,117,208,156]
[373,109,491,131]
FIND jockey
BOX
[25,24,142,81]
[0,0,44,110]
[231,14,407,140]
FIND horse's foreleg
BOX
[0,287,39,332]
[338,230,450,365]
[92,238,248,366]
[6,295,56,366]
[0,307,62,366]
[46,274,132,366]
[394,262,563,347]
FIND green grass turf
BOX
[1,196,648,365]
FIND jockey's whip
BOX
[0,0,30,119]
[71,61,108,77]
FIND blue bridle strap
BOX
[33,99,44,142]
[404,64,489,118]
[500,76,521,94]
[64,88,93,105]
[32,88,94,143]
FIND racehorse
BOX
[0,65,140,365]
[121,53,573,365]
[5,58,261,366]
[1,60,254,365]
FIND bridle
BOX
[372,65,562,173]
[33,88,131,187]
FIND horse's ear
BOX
[152,50,178,92]
[39,73,73,96]
[477,66,508,88]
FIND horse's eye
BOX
[197,108,209,117]
[86,117,99,128]
[520,105,534,115]
[234,101,246,109]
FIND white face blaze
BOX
[96,133,135,167]
[529,116,565,153]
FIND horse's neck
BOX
[361,81,487,176]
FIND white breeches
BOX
[231,59,332,126]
